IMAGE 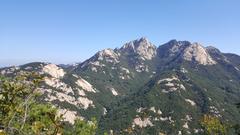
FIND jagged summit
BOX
[86,38,218,66]
[96,48,120,63]
[206,46,221,54]
[158,40,217,65]
[157,39,191,57]
[182,43,217,65]
[120,37,157,60]
[1,37,240,134]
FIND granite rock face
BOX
[120,37,157,60]
[182,43,217,65]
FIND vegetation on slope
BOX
[0,72,98,135]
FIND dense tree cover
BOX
[0,70,238,135]
[0,72,99,135]
[200,115,227,135]
[65,118,97,135]
[233,103,240,135]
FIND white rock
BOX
[24,66,33,70]
[170,87,178,92]
[122,37,157,60]
[0,70,6,75]
[154,117,159,121]
[110,87,118,96]
[165,82,175,87]
[111,67,117,70]
[119,76,125,80]
[158,76,185,93]
[209,106,221,117]
[90,61,105,67]
[162,89,170,93]
[97,49,120,63]
[91,67,98,72]
[76,78,96,93]
[135,64,149,73]
[72,74,79,78]
[180,68,188,73]
[157,109,163,115]
[44,87,94,110]
[158,76,179,84]
[103,108,107,115]
[183,122,189,129]
[150,107,156,113]
[183,43,217,65]
[235,67,240,71]
[179,84,186,90]
[47,92,76,105]
[185,99,196,106]
[1,67,19,74]
[120,67,130,74]
[132,117,153,128]
[160,117,168,121]
[58,108,79,124]
[45,77,74,94]
[169,43,182,56]
[77,89,86,96]
[169,116,175,124]
[77,97,94,110]
[136,107,145,113]
[186,115,192,121]
[43,64,65,78]
[194,129,200,133]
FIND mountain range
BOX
[1,37,240,134]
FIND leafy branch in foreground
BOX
[0,72,101,135]
[65,118,97,135]
[0,72,63,135]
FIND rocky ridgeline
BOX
[1,37,240,134]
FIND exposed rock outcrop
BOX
[120,37,157,60]
[183,43,217,65]
[43,64,65,78]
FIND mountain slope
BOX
[1,38,240,134]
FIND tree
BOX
[200,114,227,135]
[0,72,105,135]
[0,72,63,135]
[65,118,97,135]
[233,103,240,135]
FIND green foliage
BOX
[0,72,63,135]
[233,103,240,135]
[200,115,227,135]
[0,72,102,135]
[65,118,97,135]
[233,124,240,135]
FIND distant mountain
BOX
[1,37,240,134]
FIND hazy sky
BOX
[1,0,240,67]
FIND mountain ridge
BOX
[1,37,240,134]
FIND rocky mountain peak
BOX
[183,43,217,65]
[157,39,191,57]
[97,49,119,58]
[94,48,120,63]
[42,64,65,78]
[120,37,157,60]
[167,40,191,54]
[206,46,221,54]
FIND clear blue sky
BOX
[0,0,240,67]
